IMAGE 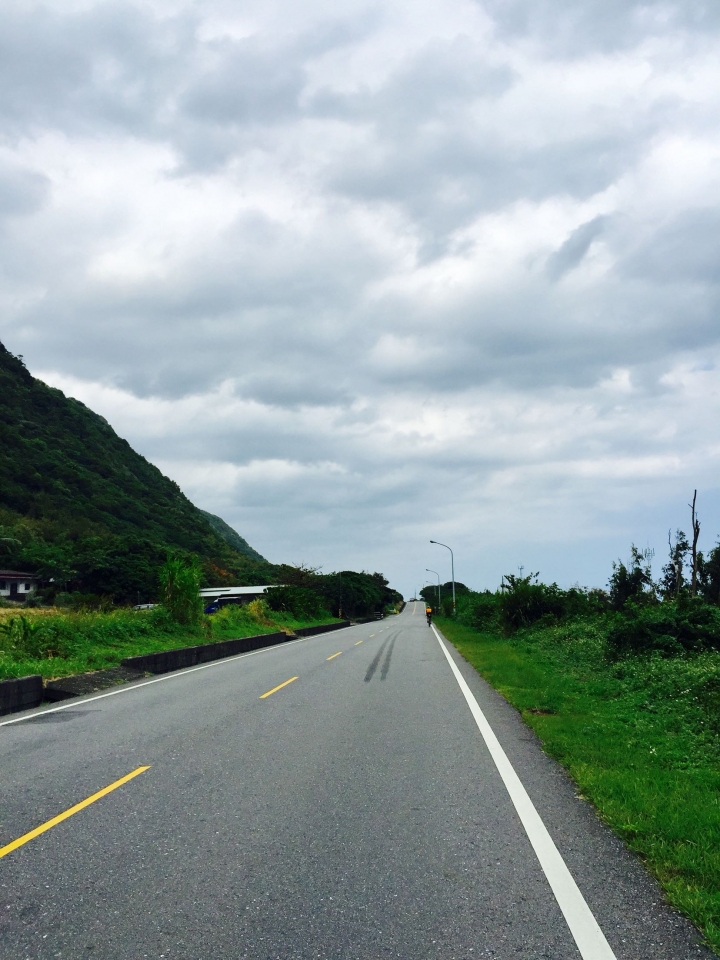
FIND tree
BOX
[609,546,654,609]
[0,525,20,555]
[690,489,701,596]
[499,572,566,630]
[698,543,720,605]
[658,530,690,599]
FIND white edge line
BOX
[0,631,342,728]
[431,624,616,960]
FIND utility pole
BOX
[426,568,440,609]
[430,541,455,615]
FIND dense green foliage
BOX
[419,581,469,616]
[199,510,265,562]
[607,597,720,657]
[0,341,272,601]
[265,585,331,621]
[159,556,203,625]
[438,537,720,659]
[273,565,402,618]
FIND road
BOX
[0,603,713,959]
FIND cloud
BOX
[621,207,720,284]
[484,0,720,54]
[2,0,720,596]
[546,215,608,280]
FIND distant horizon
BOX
[8,339,720,601]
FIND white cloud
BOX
[3,0,720,595]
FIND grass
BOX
[0,603,341,682]
[437,616,720,955]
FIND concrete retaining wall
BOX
[121,631,291,675]
[0,621,355,716]
[294,620,351,637]
[0,675,43,716]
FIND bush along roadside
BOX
[0,601,342,683]
[436,608,720,954]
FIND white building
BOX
[199,585,276,608]
[0,571,38,602]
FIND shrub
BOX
[607,597,720,657]
[265,585,330,620]
[608,546,654,609]
[456,591,500,631]
[499,575,567,632]
[245,598,274,626]
[158,556,203,625]
[0,614,73,660]
[440,596,455,617]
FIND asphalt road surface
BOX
[0,603,714,960]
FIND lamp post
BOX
[430,540,455,615]
[426,568,440,609]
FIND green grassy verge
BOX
[0,605,341,682]
[437,616,720,954]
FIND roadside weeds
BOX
[437,617,720,956]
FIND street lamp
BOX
[426,568,440,609]
[430,541,455,615]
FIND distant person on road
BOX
[426,606,432,626]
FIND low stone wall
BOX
[294,620,351,637]
[121,631,291,675]
[0,621,355,716]
[353,613,385,624]
[0,675,43,716]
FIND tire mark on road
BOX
[380,634,397,680]
[364,635,391,682]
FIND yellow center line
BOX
[260,676,298,699]
[0,765,150,862]
[354,640,363,645]
[369,634,375,637]
[326,652,342,660]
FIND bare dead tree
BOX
[669,529,681,598]
[690,489,701,596]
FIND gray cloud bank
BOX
[2,0,720,596]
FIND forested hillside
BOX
[199,510,265,562]
[0,342,270,601]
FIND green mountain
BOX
[199,510,265,562]
[0,341,269,601]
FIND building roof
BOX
[199,584,276,599]
[0,571,36,578]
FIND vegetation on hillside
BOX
[0,341,272,601]
[199,510,265,562]
[0,343,402,616]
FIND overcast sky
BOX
[2,0,720,597]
